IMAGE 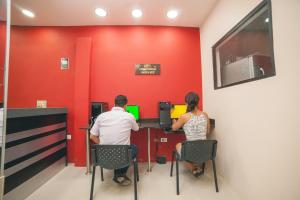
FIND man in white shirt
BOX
[90,95,139,186]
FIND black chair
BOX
[90,145,139,200]
[170,140,219,195]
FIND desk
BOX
[138,118,160,172]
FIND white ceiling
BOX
[11,0,219,27]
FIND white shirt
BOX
[183,113,207,141]
[90,107,139,145]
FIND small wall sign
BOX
[135,64,160,75]
[37,100,47,108]
[61,58,69,70]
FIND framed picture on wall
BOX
[212,0,276,89]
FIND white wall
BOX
[200,0,300,199]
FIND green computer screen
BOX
[126,105,140,120]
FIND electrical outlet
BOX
[160,138,168,142]
[67,135,72,140]
[37,100,47,108]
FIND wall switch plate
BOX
[67,135,71,140]
[37,100,47,108]
[160,138,167,142]
[61,58,69,70]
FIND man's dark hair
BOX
[115,95,128,107]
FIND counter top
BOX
[138,118,160,129]
[80,118,215,132]
[7,108,67,119]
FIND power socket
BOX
[160,138,167,142]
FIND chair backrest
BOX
[91,145,132,170]
[181,140,217,165]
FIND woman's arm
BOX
[203,112,210,134]
[172,114,187,131]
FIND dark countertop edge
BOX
[138,118,215,126]
[80,117,215,131]
[7,108,68,119]
[138,118,159,123]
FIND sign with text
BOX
[135,64,160,75]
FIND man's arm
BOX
[90,134,100,144]
[130,115,139,131]
[90,117,101,144]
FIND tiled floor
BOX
[25,162,239,200]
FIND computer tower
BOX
[90,102,108,125]
[158,102,172,129]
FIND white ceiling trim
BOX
[11,0,219,27]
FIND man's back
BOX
[90,107,139,145]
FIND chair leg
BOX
[134,160,139,182]
[176,156,180,195]
[90,166,96,200]
[170,150,175,177]
[100,167,104,181]
[201,162,206,173]
[134,162,138,200]
[212,159,219,192]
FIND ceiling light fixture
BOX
[22,9,35,18]
[167,10,178,19]
[95,8,107,17]
[132,9,142,18]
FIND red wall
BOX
[8,27,76,162]
[0,21,6,102]
[0,22,5,68]
[73,38,92,165]
[90,26,202,116]
[89,26,202,162]
[8,26,203,165]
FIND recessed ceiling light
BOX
[132,9,142,18]
[167,10,178,19]
[95,8,107,17]
[265,17,270,23]
[22,9,35,18]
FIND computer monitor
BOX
[158,102,172,129]
[90,102,109,126]
[126,105,140,120]
[171,104,187,119]
[91,102,108,119]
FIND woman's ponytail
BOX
[185,92,199,112]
